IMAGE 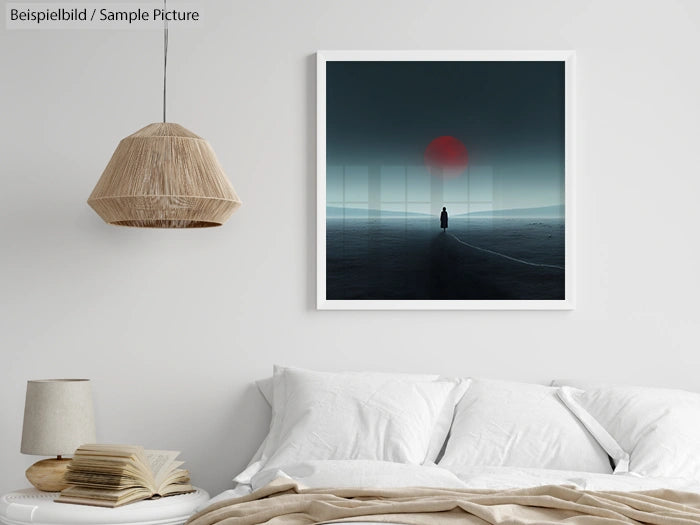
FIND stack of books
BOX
[56,444,194,507]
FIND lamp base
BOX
[25,457,71,492]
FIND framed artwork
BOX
[317,50,575,310]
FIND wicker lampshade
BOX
[88,122,241,228]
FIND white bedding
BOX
[213,371,700,524]
[440,379,612,472]
[239,367,467,485]
[208,460,700,524]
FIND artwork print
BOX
[317,52,574,309]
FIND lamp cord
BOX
[162,0,168,123]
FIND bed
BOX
[189,367,700,525]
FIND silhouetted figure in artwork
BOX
[440,207,448,232]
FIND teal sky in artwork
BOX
[325,61,565,215]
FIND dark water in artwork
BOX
[326,218,565,300]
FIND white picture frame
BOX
[317,50,575,310]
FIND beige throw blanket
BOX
[188,478,700,525]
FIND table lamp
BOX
[20,379,96,492]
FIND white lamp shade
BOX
[21,379,96,457]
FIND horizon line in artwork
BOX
[327,203,564,220]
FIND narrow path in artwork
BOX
[447,233,565,271]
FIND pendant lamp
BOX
[88,3,240,228]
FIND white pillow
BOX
[439,379,612,473]
[558,385,700,479]
[247,366,467,480]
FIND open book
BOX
[55,444,194,507]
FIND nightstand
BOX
[0,488,210,525]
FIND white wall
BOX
[2,0,700,496]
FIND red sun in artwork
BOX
[424,136,468,178]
